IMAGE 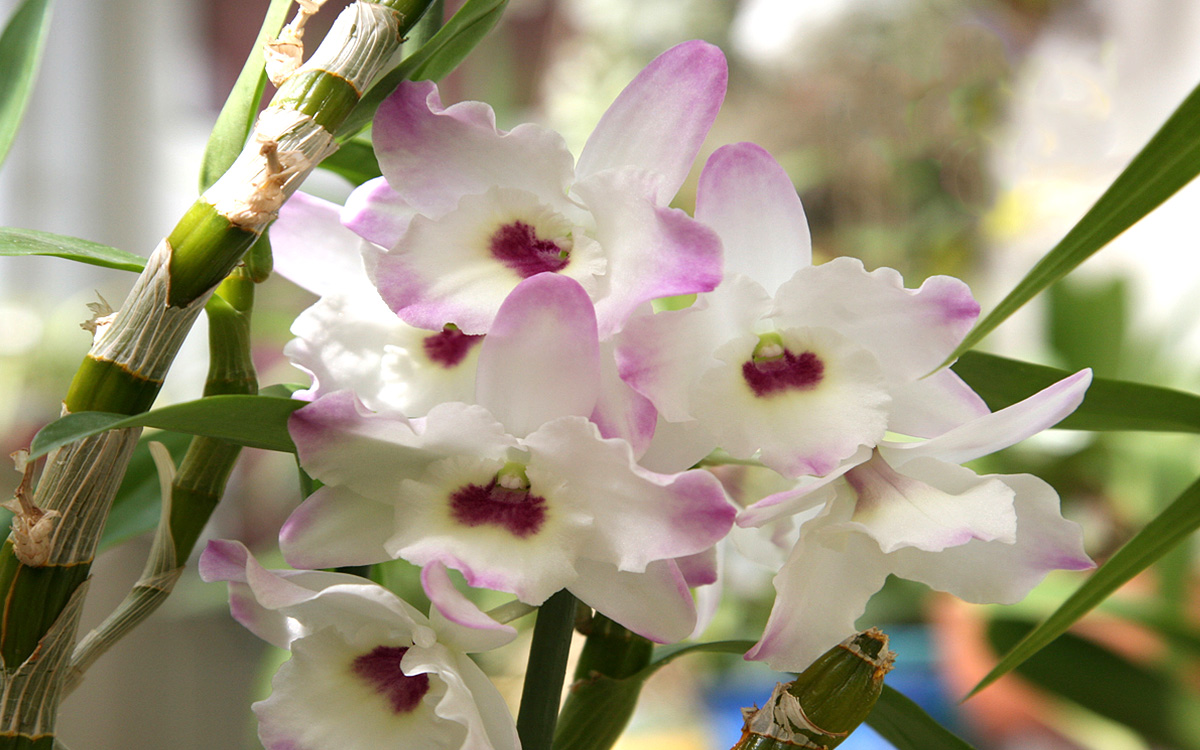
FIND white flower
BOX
[199,540,519,750]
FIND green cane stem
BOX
[553,612,653,750]
[64,266,258,693]
[517,590,578,750]
[0,2,435,744]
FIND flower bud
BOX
[735,628,895,749]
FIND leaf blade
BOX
[198,0,293,191]
[866,685,975,750]
[29,394,305,459]
[0,226,146,272]
[0,0,53,167]
[943,80,1200,364]
[969,474,1200,697]
[952,351,1200,433]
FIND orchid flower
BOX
[737,368,1095,671]
[199,540,519,750]
[617,142,989,476]
[282,273,735,643]
[349,40,727,338]
[272,193,481,417]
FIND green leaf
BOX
[988,619,1200,748]
[100,431,192,552]
[198,0,293,191]
[337,0,508,139]
[969,474,1200,697]
[0,0,52,167]
[316,137,382,186]
[29,394,305,460]
[0,226,145,271]
[952,351,1200,433]
[866,685,974,750]
[943,79,1200,366]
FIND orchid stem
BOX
[516,589,577,750]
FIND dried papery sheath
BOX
[735,629,895,750]
[3,450,59,567]
[264,0,330,86]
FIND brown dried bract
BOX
[4,450,60,567]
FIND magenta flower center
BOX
[742,349,825,397]
[489,221,570,277]
[449,478,547,538]
[351,645,430,714]
[422,325,484,368]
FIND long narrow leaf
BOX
[337,0,508,139]
[953,351,1200,433]
[101,431,192,552]
[866,686,975,750]
[198,0,292,190]
[969,475,1200,697]
[0,226,145,271]
[29,394,305,459]
[943,79,1200,365]
[0,0,52,167]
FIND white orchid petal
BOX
[576,40,727,202]
[885,369,1093,466]
[422,561,518,653]
[374,80,576,217]
[272,192,374,297]
[889,472,1093,603]
[476,273,601,437]
[342,176,416,249]
[280,486,395,569]
[573,169,723,337]
[746,502,891,672]
[697,143,811,295]
[886,368,991,438]
[772,257,980,384]
[569,559,697,643]
[839,455,1017,554]
[522,417,735,570]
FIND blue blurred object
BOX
[703,625,970,749]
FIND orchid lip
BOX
[742,332,825,397]
[489,220,572,277]
[351,645,430,714]
[449,463,545,538]
[422,324,484,368]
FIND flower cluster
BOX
[206,39,1092,749]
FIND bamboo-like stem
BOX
[63,267,258,694]
[0,2,434,744]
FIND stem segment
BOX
[517,590,578,750]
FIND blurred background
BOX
[3,0,1200,747]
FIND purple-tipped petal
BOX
[887,369,1093,466]
[574,169,723,337]
[890,472,1093,603]
[374,80,576,217]
[272,192,373,297]
[422,561,518,653]
[697,143,811,295]
[280,486,395,569]
[523,417,735,568]
[476,273,602,437]
[342,176,416,249]
[772,258,981,384]
[576,40,728,203]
